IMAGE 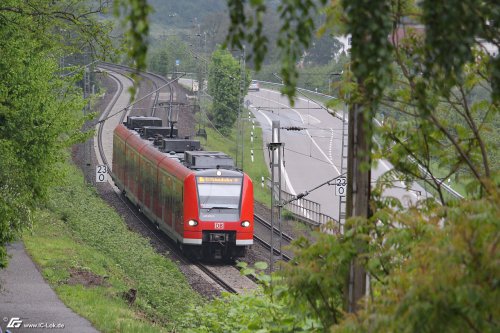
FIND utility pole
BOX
[345,95,371,312]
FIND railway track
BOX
[254,214,294,243]
[96,71,126,168]
[99,62,171,118]
[253,214,294,262]
[95,64,249,295]
[99,64,296,271]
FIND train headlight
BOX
[241,220,251,228]
[188,219,198,227]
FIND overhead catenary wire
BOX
[95,72,186,124]
[283,147,336,166]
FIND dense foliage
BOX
[201,0,498,331]
[147,36,198,76]
[207,49,250,135]
[0,0,114,267]
[184,196,499,332]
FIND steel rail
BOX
[99,62,162,117]
[254,235,292,262]
[193,263,238,294]
[254,214,294,243]
[96,71,125,168]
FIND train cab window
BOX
[196,176,242,222]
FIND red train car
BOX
[112,117,254,260]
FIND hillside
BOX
[148,0,226,29]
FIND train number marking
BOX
[214,223,225,229]
[96,164,108,183]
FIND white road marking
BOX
[303,114,321,125]
[257,109,297,195]
[253,94,341,175]
[260,88,344,119]
[255,89,423,202]
[329,128,334,161]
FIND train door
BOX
[167,177,173,228]
[135,152,142,202]
[127,148,139,197]
[125,147,132,190]
[151,162,159,218]
[173,180,185,234]
[141,158,151,209]
[172,181,177,232]
[159,173,165,224]
[159,173,171,228]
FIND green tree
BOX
[147,35,197,76]
[207,48,249,135]
[303,35,343,66]
[0,0,113,267]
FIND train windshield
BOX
[196,176,242,221]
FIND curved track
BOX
[99,62,162,116]
[101,64,296,268]
[96,71,125,168]
[95,64,249,294]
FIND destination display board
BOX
[197,176,242,184]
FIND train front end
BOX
[183,169,254,261]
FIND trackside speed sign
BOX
[335,177,347,196]
[96,165,108,183]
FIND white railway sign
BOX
[96,164,108,183]
[335,177,347,196]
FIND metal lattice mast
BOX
[338,104,349,231]
[268,120,283,271]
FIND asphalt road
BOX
[0,242,98,333]
[246,88,429,220]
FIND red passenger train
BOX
[112,116,254,260]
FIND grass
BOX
[199,113,272,207]
[411,160,469,201]
[23,161,203,332]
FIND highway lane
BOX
[247,88,430,221]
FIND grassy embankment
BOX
[23,160,202,332]
[199,114,272,207]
